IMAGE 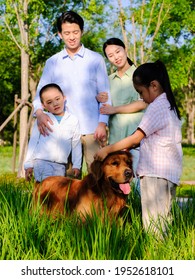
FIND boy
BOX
[24,83,82,182]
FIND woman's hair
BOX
[133,60,181,119]
[39,83,63,103]
[103,38,134,66]
[57,11,84,33]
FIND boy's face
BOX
[58,22,83,54]
[41,88,66,116]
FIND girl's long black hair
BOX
[103,38,134,66]
[133,60,181,120]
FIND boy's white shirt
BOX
[24,111,82,170]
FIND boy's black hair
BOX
[39,83,63,103]
[103,38,134,66]
[57,11,84,33]
[133,60,181,119]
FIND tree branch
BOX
[3,17,21,50]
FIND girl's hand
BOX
[94,147,109,161]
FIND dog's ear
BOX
[90,160,104,181]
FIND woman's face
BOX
[105,44,128,68]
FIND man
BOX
[33,11,110,172]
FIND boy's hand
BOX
[25,168,33,181]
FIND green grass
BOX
[181,144,195,181]
[0,175,194,260]
[0,145,195,260]
[1,145,195,180]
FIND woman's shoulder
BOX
[109,72,117,80]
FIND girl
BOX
[98,38,147,187]
[95,60,182,234]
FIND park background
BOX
[0,0,194,261]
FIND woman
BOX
[98,38,147,186]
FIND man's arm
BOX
[33,59,54,135]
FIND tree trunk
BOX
[186,98,195,144]
[17,0,29,177]
[18,49,29,177]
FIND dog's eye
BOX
[111,161,119,166]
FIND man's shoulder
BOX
[46,49,64,63]
[84,47,103,59]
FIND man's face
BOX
[58,22,83,54]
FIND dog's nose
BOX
[124,169,132,179]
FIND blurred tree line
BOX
[0,0,194,150]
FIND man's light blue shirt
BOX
[33,45,110,134]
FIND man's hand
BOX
[72,168,81,178]
[94,122,107,147]
[36,109,53,136]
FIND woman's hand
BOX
[96,92,108,103]
[100,104,116,115]
[36,109,53,136]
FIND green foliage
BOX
[177,184,195,197]
[0,24,21,143]
[0,0,194,143]
[0,0,109,142]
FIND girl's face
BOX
[41,88,66,116]
[134,80,163,103]
[105,44,128,68]
[133,83,156,104]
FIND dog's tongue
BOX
[119,183,131,194]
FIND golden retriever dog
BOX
[33,150,133,221]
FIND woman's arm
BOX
[100,100,147,115]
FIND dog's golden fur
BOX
[33,151,133,221]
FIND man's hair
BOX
[57,11,84,33]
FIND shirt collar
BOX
[62,44,85,59]
[111,65,136,80]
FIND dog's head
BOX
[90,150,133,195]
